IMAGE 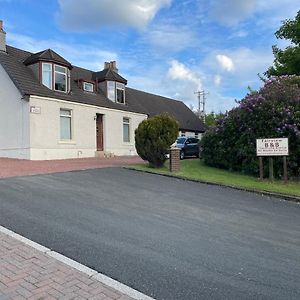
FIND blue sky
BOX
[0,0,298,112]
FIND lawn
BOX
[129,159,300,198]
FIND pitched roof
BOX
[126,88,206,132]
[0,45,205,132]
[93,68,127,84]
[23,49,72,69]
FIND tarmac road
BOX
[0,168,299,299]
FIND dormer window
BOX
[41,62,70,93]
[24,49,72,93]
[107,81,125,104]
[83,82,94,92]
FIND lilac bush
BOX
[201,76,300,178]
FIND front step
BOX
[95,151,115,158]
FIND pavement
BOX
[0,229,135,300]
[0,156,144,179]
[0,168,300,299]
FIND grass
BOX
[129,159,300,198]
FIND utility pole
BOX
[194,90,209,122]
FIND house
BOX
[0,21,205,160]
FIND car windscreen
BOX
[176,138,186,144]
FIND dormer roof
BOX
[93,68,127,84]
[23,48,72,69]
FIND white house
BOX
[0,21,205,160]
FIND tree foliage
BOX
[201,76,300,178]
[135,113,179,168]
[265,11,300,77]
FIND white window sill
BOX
[58,140,77,145]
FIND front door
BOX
[96,114,104,151]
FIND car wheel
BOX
[180,151,185,160]
[196,152,199,158]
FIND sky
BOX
[0,0,298,112]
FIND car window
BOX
[176,138,186,144]
[192,138,198,143]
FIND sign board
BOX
[256,138,289,156]
[30,106,41,114]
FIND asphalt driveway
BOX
[0,168,299,300]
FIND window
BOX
[60,109,72,140]
[83,82,94,92]
[42,63,52,89]
[195,133,199,139]
[123,117,130,143]
[181,131,186,137]
[107,81,115,101]
[55,65,67,92]
[116,82,125,104]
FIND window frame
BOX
[54,65,68,93]
[107,81,116,102]
[116,82,125,104]
[83,81,94,93]
[123,117,131,143]
[42,62,53,89]
[60,108,73,141]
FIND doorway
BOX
[96,114,104,151]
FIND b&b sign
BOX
[256,138,289,156]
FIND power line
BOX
[194,90,209,122]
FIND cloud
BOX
[216,54,234,72]
[167,60,202,90]
[214,74,222,86]
[7,33,117,71]
[210,0,256,26]
[57,0,171,31]
[143,24,196,52]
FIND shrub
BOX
[135,113,179,168]
[201,76,300,178]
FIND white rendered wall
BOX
[29,96,147,160]
[179,131,202,139]
[0,64,30,159]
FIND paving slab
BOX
[0,228,152,300]
[0,156,144,179]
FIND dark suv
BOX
[175,137,199,159]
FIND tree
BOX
[135,113,179,168]
[201,76,300,178]
[265,11,300,77]
[204,112,225,127]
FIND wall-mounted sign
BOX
[256,138,289,156]
[30,106,41,114]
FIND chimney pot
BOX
[0,20,3,31]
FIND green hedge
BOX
[201,76,300,178]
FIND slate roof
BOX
[0,45,205,132]
[23,49,72,69]
[93,68,127,84]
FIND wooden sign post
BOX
[256,138,289,182]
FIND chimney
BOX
[104,60,118,73]
[0,20,6,52]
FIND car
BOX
[175,137,200,160]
